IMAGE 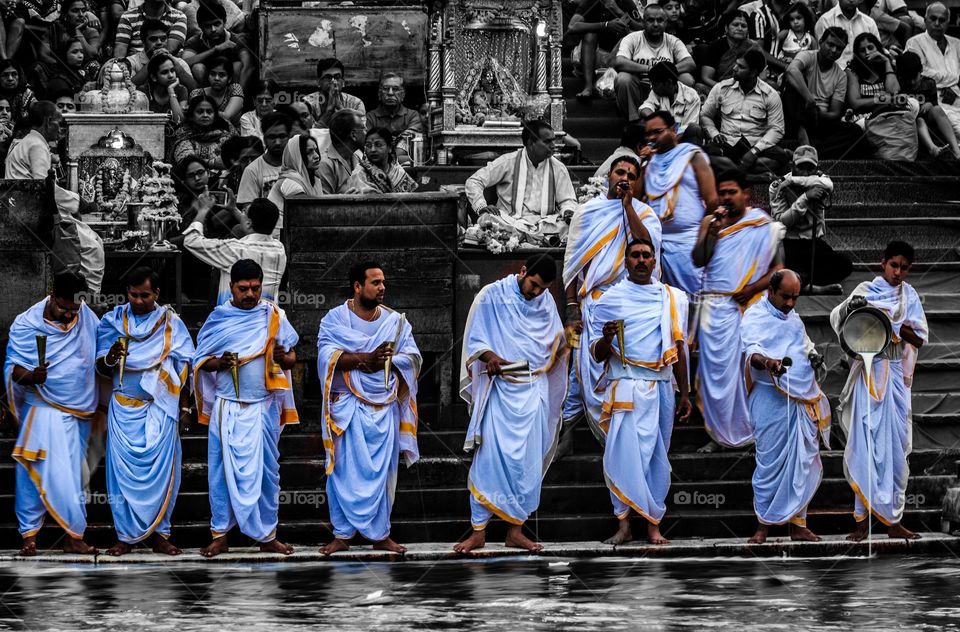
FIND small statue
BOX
[79,59,149,114]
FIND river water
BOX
[0,555,958,630]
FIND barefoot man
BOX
[591,239,691,545]
[831,241,927,541]
[692,168,783,452]
[4,272,98,556]
[194,259,299,557]
[742,270,830,544]
[97,267,195,556]
[317,262,421,555]
[563,155,661,442]
[454,254,569,553]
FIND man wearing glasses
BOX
[5,272,99,557]
[365,73,422,136]
[303,58,367,130]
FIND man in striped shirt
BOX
[183,197,287,306]
[113,0,188,58]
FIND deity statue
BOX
[79,59,149,114]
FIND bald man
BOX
[905,3,960,137]
[741,269,830,544]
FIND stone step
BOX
[823,203,960,219]
[2,506,943,548]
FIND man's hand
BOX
[806,185,827,202]
[480,204,500,216]
[216,39,237,52]
[849,295,869,311]
[106,340,128,367]
[740,148,758,171]
[675,395,692,422]
[32,364,48,385]
[608,14,631,36]
[765,357,787,377]
[731,287,754,306]
[218,352,238,372]
[712,134,727,146]
[484,355,509,376]
[637,144,655,163]
[602,320,619,342]
[360,342,394,372]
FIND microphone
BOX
[781,357,793,369]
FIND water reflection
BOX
[0,556,958,630]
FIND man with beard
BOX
[316,263,421,555]
[591,239,691,545]
[454,254,568,553]
[194,259,299,557]
[5,272,98,556]
[562,156,661,442]
[742,269,830,544]
[237,111,293,206]
[97,267,195,556]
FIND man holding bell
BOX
[590,239,691,545]
[4,272,98,556]
[454,254,569,554]
[194,259,300,557]
[317,262,421,556]
[741,269,829,544]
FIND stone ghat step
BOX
[823,203,960,218]
[0,507,943,549]
[0,475,947,527]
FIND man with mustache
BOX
[317,262,421,556]
[194,259,299,557]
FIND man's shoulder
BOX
[755,78,780,95]
[677,81,700,102]
[165,6,187,21]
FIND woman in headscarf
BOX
[171,94,235,170]
[345,126,418,194]
[0,60,36,127]
[266,133,323,238]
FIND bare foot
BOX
[63,537,97,554]
[602,518,633,545]
[320,538,350,556]
[697,440,720,454]
[18,536,37,557]
[106,541,132,556]
[748,525,768,544]
[152,535,182,556]
[505,525,543,552]
[790,524,821,542]
[453,530,486,554]
[575,87,596,100]
[888,523,921,540]
[260,539,294,555]
[200,536,229,558]
[846,521,869,542]
[372,537,407,554]
[647,523,669,545]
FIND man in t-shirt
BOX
[566,0,643,99]
[783,26,872,158]
[127,19,195,90]
[182,1,255,90]
[237,112,292,207]
[612,4,695,121]
[113,0,188,58]
[302,58,367,129]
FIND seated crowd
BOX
[569,0,960,168]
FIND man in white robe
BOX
[563,155,662,441]
[316,262,421,555]
[830,241,927,541]
[590,239,691,545]
[692,168,784,451]
[194,259,299,557]
[741,270,830,544]
[4,272,98,556]
[454,254,569,553]
[639,110,719,297]
[905,3,960,137]
[97,267,195,556]
[464,120,577,230]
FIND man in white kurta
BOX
[454,254,569,553]
[640,111,719,297]
[316,263,421,555]
[741,270,830,544]
[97,267,195,556]
[905,3,960,137]
[464,121,577,229]
[590,239,691,545]
[4,272,98,556]
[563,155,662,440]
[830,241,927,541]
[194,259,300,557]
[693,169,784,451]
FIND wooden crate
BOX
[259,3,429,88]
